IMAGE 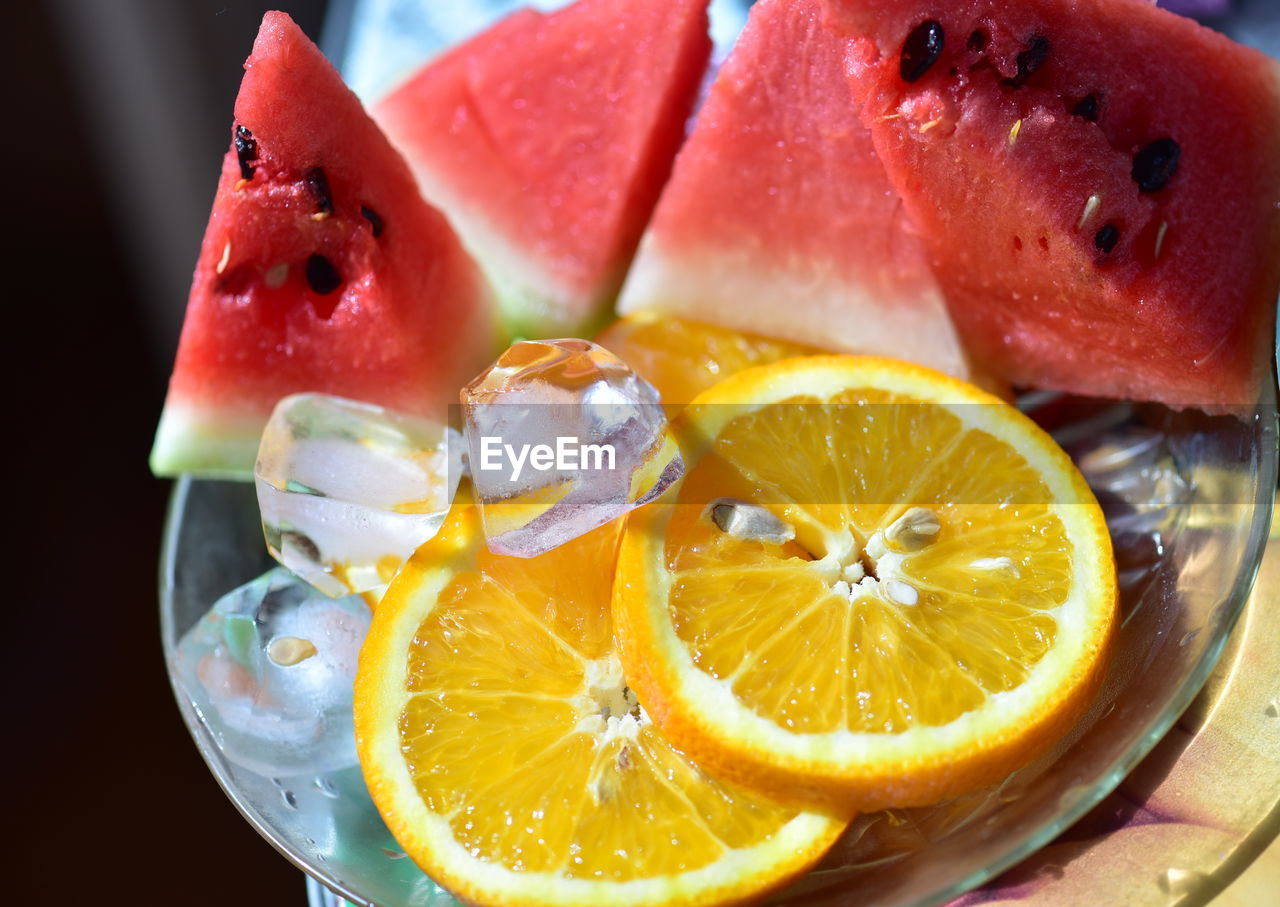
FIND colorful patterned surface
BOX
[959,497,1280,904]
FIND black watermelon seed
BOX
[234,125,257,180]
[901,20,945,83]
[305,167,334,215]
[967,29,988,52]
[1071,93,1100,122]
[1132,138,1181,193]
[305,253,342,295]
[1005,35,1050,87]
[360,205,385,237]
[1094,223,1120,253]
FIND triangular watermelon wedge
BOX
[374,0,713,338]
[826,0,1280,409]
[617,0,971,380]
[151,12,497,479]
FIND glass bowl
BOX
[161,385,1276,906]
[162,3,1280,905]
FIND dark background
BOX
[12,2,327,903]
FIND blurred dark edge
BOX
[45,0,333,359]
[10,2,328,904]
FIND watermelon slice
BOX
[825,0,1280,409]
[616,0,971,380]
[151,12,497,479]
[373,0,713,339]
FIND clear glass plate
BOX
[162,386,1277,907]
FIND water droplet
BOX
[281,789,297,809]
[313,776,341,799]
[1265,699,1279,718]
[1179,628,1201,647]
[382,848,408,861]
[1157,866,1206,896]
[1057,784,1090,809]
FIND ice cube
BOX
[255,393,462,596]
[172,568,371,777]
[461,339,683,556]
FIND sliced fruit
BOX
[826,0,1280,410]
[151,12,496,479]
[596,314,1011,405]
[355,499,847,907]
[374,0,712,338]
[617,0,970,379]
[614,356,1116,811]
[594,314,821,405]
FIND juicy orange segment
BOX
[614,356,1116,811]
[594,313,1010,404]
[594,314,820,404]
[355,495,847,907]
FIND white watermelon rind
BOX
[618,233,974,381]
[391,162,614,342]
[150,402,263,481]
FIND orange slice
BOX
[614,356,1116,811]
[354,496,847,907]
[595,313,1010,405]
[594,314,820,405]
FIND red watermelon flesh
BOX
[151,12,496,479]
[617,0,971,380]
[824,0,1280,410]
[373,0,712,338]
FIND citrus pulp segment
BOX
[354,500,847,907]
[594,315,821,405]
[613,356,1116,811]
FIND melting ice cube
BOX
[172,568,371,777]
[461,339,683,556]
[255,393,462,596]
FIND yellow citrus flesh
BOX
[355,497,847,907]
[595,313,1010,404]
[614,356,1116,811]
[594,314,820,405]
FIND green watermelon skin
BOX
[826,0,1280,409]
[151,12,497,479]
[374,0,712,339]
[618,0,971,380]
